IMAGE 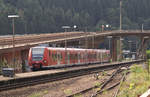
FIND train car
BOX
[28,47,110,70]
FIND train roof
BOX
[31,47,109,52]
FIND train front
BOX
[28,47,46,70]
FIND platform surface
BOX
[0,69,65,82]
[0,60,140,82]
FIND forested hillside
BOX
[0,0,150,35]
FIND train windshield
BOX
[32,48,45,61]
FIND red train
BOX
[28,47,110,70]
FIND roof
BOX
[31,47,110,52]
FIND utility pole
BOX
[62,26,70,65]
[8,15,19,74]
[85,27,88,49]
[120,0,122,32]
[119,0,123,61]
[92,32,96,49]
[92,34,95,49]
[142,24,144,32]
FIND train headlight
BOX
[43,60,47,63]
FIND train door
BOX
[84,52,87,64]
[57,51,61,65]
[101,52,103,64]
[86,50,90,64]
[97,51,99,62]
[67,51,70,65]
[51,50,57,65]
[78,52,80,64]
[48,49,51,66]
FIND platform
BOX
[0,60,143,82]
[0,69,65,82]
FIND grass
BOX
[95,81,102,87]
[117,64,150,97]
[64,89,72,95]
[74,94,83,97]
[29,93,42,97]
[29,90,48,97]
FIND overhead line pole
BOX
[120,0,122,32]
[62,26,70,65]
[119,0,122,61]
[8,15,19,74]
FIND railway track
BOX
[0,60,144,92]
[66,67,127,97]
[91,68,127,97]
[0,32,86,46]
[0,31,110,47]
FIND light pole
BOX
[85,27,88,49]
[8,15,19,73]
[142,24,144,32]
[62,26,70,65]
[92,32,96,49]
[120,0,122,32]
[119,0,123,60]
[101,25,104,32]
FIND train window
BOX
[49,51,51,57]
[87,54,89,59]
[99,53,101,59]
[60,53,62,60]
[92,53,94,59]
[84,53,87,59]
[52,52,57,61]
[94,53,96,59]
[32,48,45,61]
[69,54,72,60]
[91,54,93,59]
[78,53,81,59]
[52,53,54,61]
[81,53,84,60]
[97,53,99,60]
[71,54,73,60]
[71,54,74,60]
[75,53,78,60]
[55,53,57,61]
[104,53,107,58]
[67,52,70,61]
[57,53,60,61]
[57,52,62,61]
[32,48,44,55]
[70,53,72,60]
[73,54,75,59]
[73,54,75,60]
[88,53,90,58]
